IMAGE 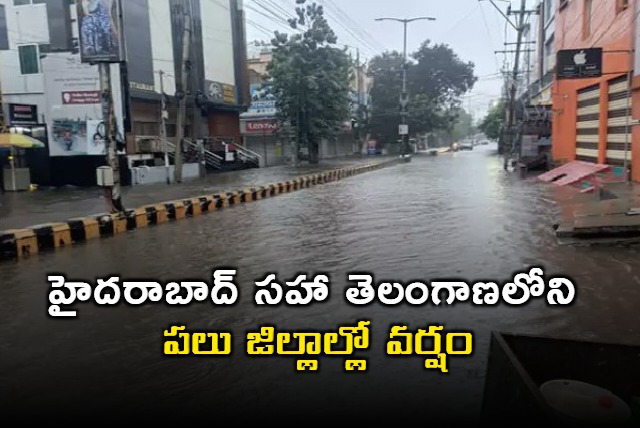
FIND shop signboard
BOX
[557,48,602,80]
[8,104,38,124]
[241,119,279,135]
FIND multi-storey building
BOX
[0,0,248,186]
[551,0,635,178]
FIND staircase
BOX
[165,138,261,171]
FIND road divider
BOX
[0,159,397,263]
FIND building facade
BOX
[551,0,635,178]
[239,48,371,165]
[0,0,248,187]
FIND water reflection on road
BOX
[1,145,638,421]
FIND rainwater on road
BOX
[1,145,638,421]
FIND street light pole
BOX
[376,17,436,162]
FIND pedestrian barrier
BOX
[0,159,398,262]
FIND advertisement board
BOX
[206,80,237,105]
[241,119,279,135]
[76,0,124,63]
[556,48,602,80]
[242,84,276,118]
[44,53,124,157]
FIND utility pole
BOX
[482,0,537,170]
[158,70,170,185]
[175,0,192,183]
[376,16,436,162]
[99,63,124,213]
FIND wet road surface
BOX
[1,145,639,422]
[0,155,385,230]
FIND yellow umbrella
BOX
[0,133,46,149]
[0,133,45,192]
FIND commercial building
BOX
[0,0,248,187]
[240,47,371,166]
[551,0,635,178]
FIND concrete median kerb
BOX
[0,159,398,262]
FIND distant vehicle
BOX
[459,141,474,151]
[451,141,460,152]
[480,140,490,145]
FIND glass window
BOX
[13,0,31,5]
[18,45,40,75]
[545,0,554,22]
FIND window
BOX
[584,0,593,38]
[544,0,554,23]
[18,44,40,75]
[13,0,45,5]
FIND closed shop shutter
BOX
[606,75,632,166]
[575,83,600,162]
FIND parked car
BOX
[480,140,489,145]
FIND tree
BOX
[451,108,475,141]
[479,101,505,140]
[267,0,351,164]
[368,41,477,144]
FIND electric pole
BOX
[376,16,436,162]
[482,0,538,169]
[158,70,170,185]
[175,0,192,183]
[99,63,124,213]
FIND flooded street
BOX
[1,145,639,421]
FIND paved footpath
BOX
[0,155,394,230]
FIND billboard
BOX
[77,0,124,63]
[43,53,124,157]
[241,84,276,119]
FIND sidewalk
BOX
[553,180,640,244]
[0,155,394,231]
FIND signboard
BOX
[521,134,539,158]
[556,48,602,79]
[241,119,279,135]
[399,124,409,136]
[8,104,38,124]
[77,0,124,63]
[43,53,124,157]
[62,91,101,104]
[207,80,237,105]
[242,84,277,118]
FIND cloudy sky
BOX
[243,0,536,121]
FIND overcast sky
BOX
[244,0,536,121]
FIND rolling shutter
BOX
[575,83,600,162]
[606,75,632,166]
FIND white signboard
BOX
[399,124,409,136]
[43,53,124,157]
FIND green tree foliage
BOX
[368,41,477,144]
[267,0,351,164]
[479,101,505,141]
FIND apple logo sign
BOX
[63,93,71,104]
[574,50,587,66]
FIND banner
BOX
[86,119,107,155]
[51,118,88,155]
[242,84,276,118]
[44,53,124,157]
[77,0,124,63]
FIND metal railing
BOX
[233,141,262,168]
[164,139,223,170]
